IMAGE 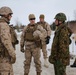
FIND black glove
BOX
[48,55,55,64]
[46,36,50,44]
[15,40,19,44]
[69,38,72,44]
[75,41,76,45]
[20,47,25,53]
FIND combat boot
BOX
[44,58,49,68]
[37,72,41,75]
[70,59,76,67]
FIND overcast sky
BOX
[0,0,76,25]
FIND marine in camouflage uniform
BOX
[37,14,51,67]
[0,6,16,75]
[20,14,42,75]
[70,34,76,67]
[49,13,72,75]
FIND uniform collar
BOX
[0,17,10,24]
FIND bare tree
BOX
[15,18,22,32]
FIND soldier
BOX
[20,14,42,75]
[49,13,72,75]
[70,34,76,67]
[37,14,51,67]
[0,6,16,75]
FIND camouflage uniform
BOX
[49,13,72,75]
[9,25,19,49]
[0,6,16,75]
[20,14,42,75]
[37,14,51,59]
[33,25,47,47]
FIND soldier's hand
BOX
[46,36,50,44]
[48,55,51,63]
[15,40,19,44]
[75,41,76,45]
[48,55,55,64]
[20,47,25,53]
[69,38,72,44]
[10,53,16,64]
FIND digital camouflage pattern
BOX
[0,6,13,16]
[0,17,16,75]
[20,23,43,74]
[37,21,51,59]
[39,14,45,19]
[37,22,51,37]
[28,14,35,20]
[54,13,66,21]
[9,25,19,49]
[33,25,47,48]
[49,24,71,66]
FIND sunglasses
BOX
[8,13,13,16]
[30,18,35,20]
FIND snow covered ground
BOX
[13,31,76,75]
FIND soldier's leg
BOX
[24,49,32,74]
[42,44,49,68]
[32,47,42,74]
[42,44,47,59]
[54,60,66,75]
[0,71,10,75]
[10,66,14,75]
[54,63,60,75]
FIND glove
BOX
[46,36,50,44]
[10,53,16,64]
[20,47,25,53]
[75,41,76,45]
[48,55,55,64]
[15,40,19,44]
[69,38,72,44]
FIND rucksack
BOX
[9,26,19,49]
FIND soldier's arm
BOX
[1,23,16,58]
[46,22,51,36]
[67,27,72,37]
[37,25,47,39]
[20,26,27,47]
[59,28,69,57]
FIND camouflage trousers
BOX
[42,44,47,59]
[54,60,66,75]
[0,57,14,75]
[24,44,42,74]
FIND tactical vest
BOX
[25,24,38,41]
[37,22,47,31]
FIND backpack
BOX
[9,26,19,49]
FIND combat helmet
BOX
[0,6,13,16]
[39,14,45,19]
[54,13,66,21]
[29,14,35,20]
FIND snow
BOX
[13,31,76,75]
